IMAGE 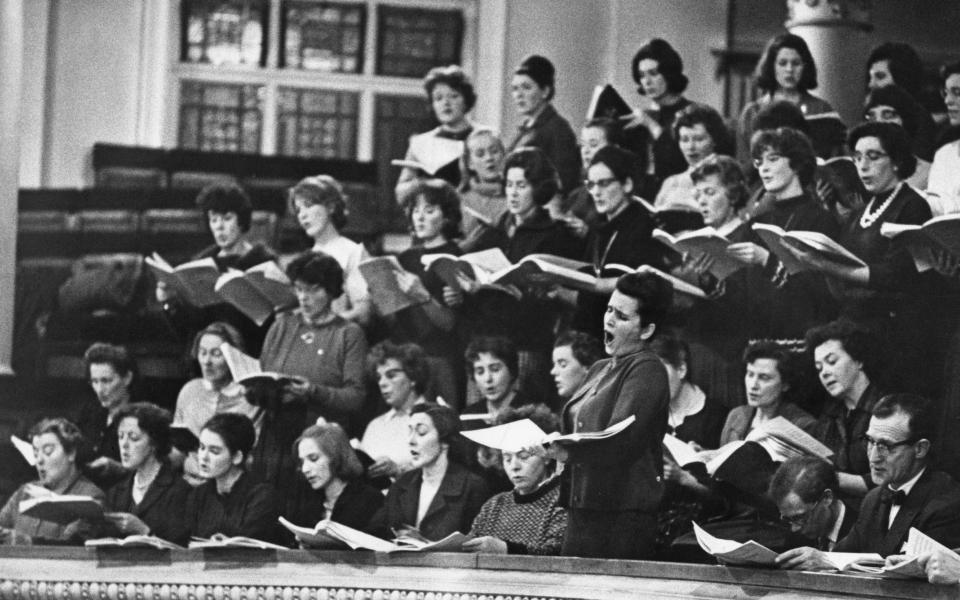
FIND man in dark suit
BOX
[776,393,960,570]
[768,457,856,553]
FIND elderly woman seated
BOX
[464,404,567,555]
[0,418,104,545]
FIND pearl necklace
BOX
[859,182,903,229]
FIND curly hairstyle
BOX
[866,42,924,98]
[28,417,87,460]
[631,38,689,95]
[191,321,247,359]
[863,84,920,139]
[743,340,801,396]
[464,336,519,382]
[368,340,431,396]
[195,183,253,232]
[288,175,348,231]
[690,155,750,211]
[804,318,879,382]
[84,342,136,379]
[755,33,818,94]
[503,147,559,206]
[423,65,477,112]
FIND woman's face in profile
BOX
[550,345,589,399]
[197,333,231,387]
[294,197,332,239]
[298,438,334,491]
[33,432,75,489]
[408,413,444,469]
[89,363,131,412]
[118,417,155,471]
[695,174,735,228]
[603,290,643,357]
[813,339,865,400]
[744,358,786,409]
[467,134,505,183]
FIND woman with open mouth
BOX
[0,418,104,545]
[100,402,191,545]
[534,271,673,560]
[372,403,489,541]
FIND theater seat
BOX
[75,210,141,255]
[141,208,210,262]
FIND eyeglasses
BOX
[941,87,960,100]
[780,496,824,527]
[584,177,617,190]
[852,150,890,164]
[860,434,916,455]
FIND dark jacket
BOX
[814,384,884,490]
[561,349,669,512]
[375,461,490,541]
[285,479,384,544]
[186,472,281,543]
[508,103,582,195]
[104,462,192,545]
[835,469,960,556]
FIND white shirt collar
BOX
[890,467,926,495]
[668,382,706,430]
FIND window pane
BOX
[181,0,267,66]
[276,87,359,158]
[178,81,263,153]
[376,6,463,78]
[282,1,366,73]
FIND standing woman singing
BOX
[535,271,673,559]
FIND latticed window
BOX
[376,6,463,78]
[174,0,472,161]
[281,1,366,73]
[178,81,263,153]
[181,0,268,66]
[277,88,359,157]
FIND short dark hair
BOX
[28,417,86,459]
[288,175,348,231]
[294,423,364,481]
[753,100,809,134]
[768,456,838,505]
[867,42,924,98]
[464,335,519,382]
[631,38,689,95]
[514,54,556,101]
[804,318,877,379]
[582,117,618,144]
[553,330,603,370]
[750,127,818,188]
[503,147,559,206]
[743,340,799,391]
[115,402,173,459]
[285,250,344,299]
[848,121,918,180]
[192,321,246,359]
[755,33,818,94]
[873,393,936,444]
[941,61,960,84]
[424,65,477,112]
[614,271,674,332]
[690,155,750,210]
[864,84,920,139]
[196,183,253,232]
[84,342,135,379]
[672,103,733,157]
[202,413,256,461]
[649,334,691,374]
[368,341,431,395]
[402,178,463,241]
[589,145,639,184]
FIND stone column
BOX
[785,0,873,125]
[0,0,23,375]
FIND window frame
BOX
[167,0,478,161]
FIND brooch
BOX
[300,332,315,345]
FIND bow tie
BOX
[880,488,907,507]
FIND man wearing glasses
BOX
[775,394,960,570]
[769,457,855,554]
